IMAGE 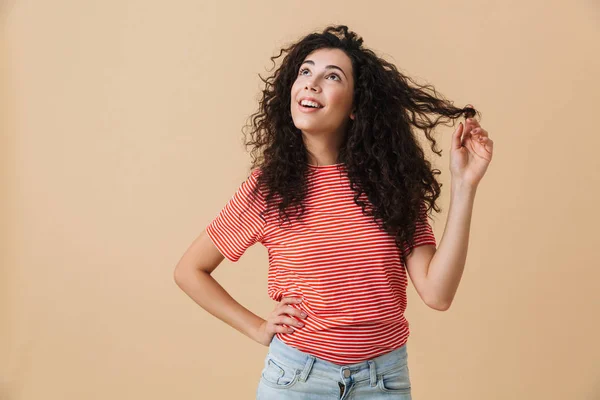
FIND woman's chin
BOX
[293,119,328,132]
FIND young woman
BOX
[174,25,494,399]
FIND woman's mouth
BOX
[298,102,324,113]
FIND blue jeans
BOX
[256,335,412,399]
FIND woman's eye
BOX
[299,68,340,81]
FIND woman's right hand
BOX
[254,297,308,347]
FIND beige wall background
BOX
[2,1,599,399]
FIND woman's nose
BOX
[305,82,320,92]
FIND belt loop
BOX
[368,360,377,387]
[299,355,315,382]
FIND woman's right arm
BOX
[173,229,266,343]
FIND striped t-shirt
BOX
[205,163,437,364]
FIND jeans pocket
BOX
[260,355,300,389]
[377,362,412,395]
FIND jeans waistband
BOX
[267,335,408,385]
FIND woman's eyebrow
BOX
[301,60,347,78]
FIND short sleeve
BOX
[401,202,437,258]
[205,169,267,262]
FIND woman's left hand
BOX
[450,106,494,187]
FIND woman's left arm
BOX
[426,182,477,310]
[426,109,494,310]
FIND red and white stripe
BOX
[207,164,436,364]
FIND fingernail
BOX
[301,312,307,318]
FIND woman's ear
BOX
[350,109,355,120]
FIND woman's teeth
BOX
[300,100,322,108]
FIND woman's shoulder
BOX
[250,166,263,176]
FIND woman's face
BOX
[290,48,355,137]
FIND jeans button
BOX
[343,369,351,378]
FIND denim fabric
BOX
[256,335,412,399]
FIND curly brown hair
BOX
[240,24,480,262]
